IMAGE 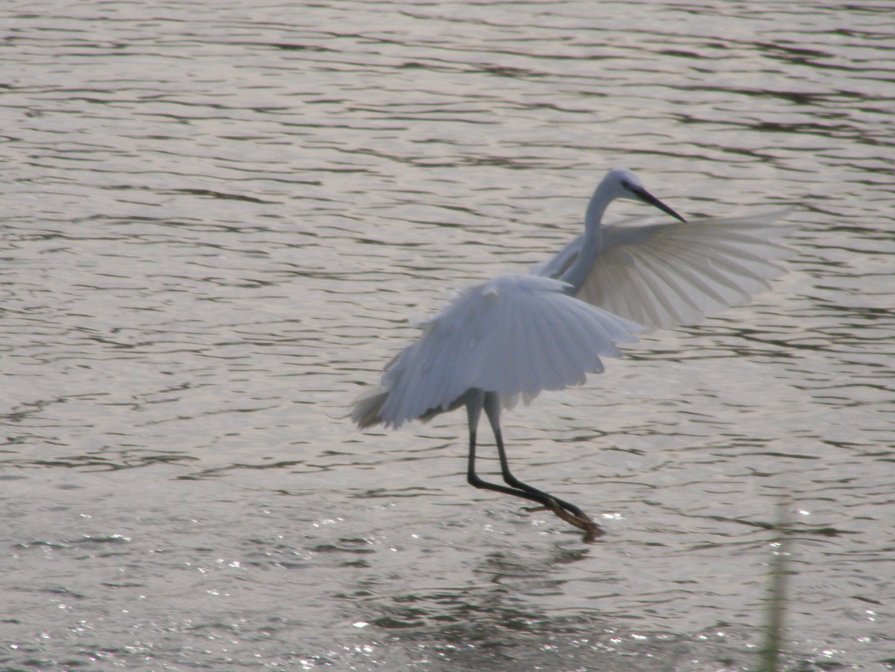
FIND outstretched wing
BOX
[353,274,643,429]
[533,211,794,331]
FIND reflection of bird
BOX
[353,168,790,541]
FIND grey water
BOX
[1,1,893,670]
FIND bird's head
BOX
[607,168,686,223]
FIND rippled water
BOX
[2,1,893,670]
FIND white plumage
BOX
[533,212,793,330]
[368,274,643,429]
[351,168,791,539]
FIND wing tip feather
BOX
[351,386,390,429]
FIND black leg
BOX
[482,392,603,541]
[482,393,583,515]
[465,390,560,509]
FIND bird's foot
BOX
[546,499,603,543]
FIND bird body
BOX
[354,273,643,430]
[352,168,791,539]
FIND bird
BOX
[352,168,791,541]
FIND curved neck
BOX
[559,179,614,293]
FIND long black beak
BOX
[627,184,686,223]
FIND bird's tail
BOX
[351,386,390,429]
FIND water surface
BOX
[1,1,893,670]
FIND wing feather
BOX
[355,274,643,428]
[538,211,793,331]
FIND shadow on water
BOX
[318,499,845,672]
[324,543,754,672]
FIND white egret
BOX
[352,168,790,540]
